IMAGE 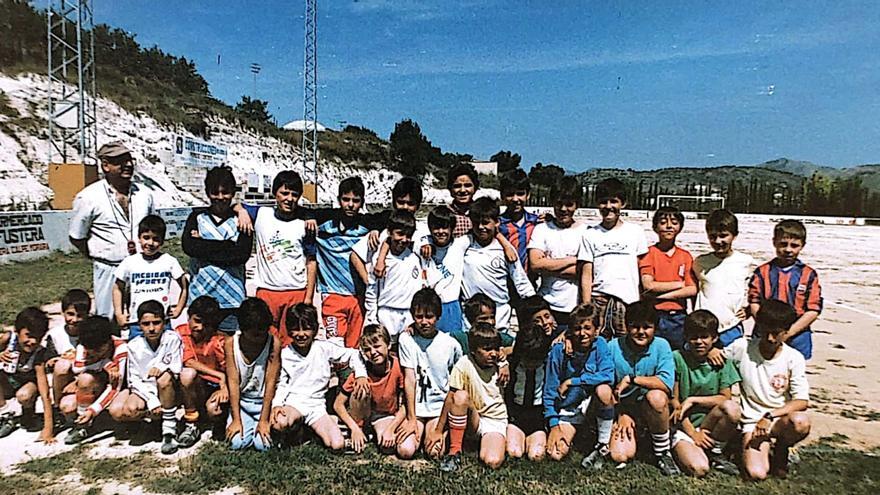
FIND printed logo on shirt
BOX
[797,284,807,294]
[678,264,686,278]
[411,267,420,279]
[162,352,173,365]
[131,271,173,286]
[770,373,789,393]
[490,256,505,270]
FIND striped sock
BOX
[447,413,468,455]
[651,431,671,455]
[162,408,177,437]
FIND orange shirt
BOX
[342,356,404,416]
[176,324,226,384]
[638,244,695,311]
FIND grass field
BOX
[0,436,877,495]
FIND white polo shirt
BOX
[68,179,155,264]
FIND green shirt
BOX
[451,330,515,355]
[673,350,741,427]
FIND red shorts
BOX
[257,288,308,347]
[321,293,364,348]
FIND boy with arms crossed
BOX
[607,301,679,475]
[578,178,648,339]
[638,207,696,350]
[499,169,540,271]
[671,310,741,477]
[726,300,810,480]
[693,209,754,347]
[748,219,822,360]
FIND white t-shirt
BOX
[365,247,424,321]
[127,330,183,411]
[577,221,648,304]
[461,236,536,304]
[68,179,154,263]
[273,340,367,408]
[253,207,312,291]
[528,221,587,312]
[114,253,185,324]
[398,331,462,418]
[693,250,754,331]
[424,235,467,304]
[233,332,273,401]
[44,324,78,358]
[724,338,809,424]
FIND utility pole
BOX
[302,0,319,202]
[250,62,262,98]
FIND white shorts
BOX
[477,416,508,438]
[558,396,593,426]
[272,392,327,427]
[672,427,697,448]
[740,418,777,435]
[377,307,413,343]
[93,260,119,318]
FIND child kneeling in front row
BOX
[436,322,511,472]
[264,303,369,451]
[109,300,184,455]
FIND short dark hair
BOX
[595,178,626,203]
[360,324,391,350]
[468,322,502,353]
[624,300,657,328]
[468,197,500,223]
[272,170,304,195]
[61,289,91,315]
[754,300,798,335]
[706,209,738,235]
[189,296,222,328]
[136,300,166,321]
[285,303,320,333]
[387,210,417,237]
[683,310,719,338]
[78,316,114,350]
[552,176,581,204]
[392,177,423,207]
[464,293,495,324]
[138,214,167,240]
[500,169,530,195]
[410,287,442,317]
[652,206,685,230]
[428,205,454,230]
[338,176,365,199]
[518,295,551,324]
[774,219,807,243]
[568,303,599,329]
[238,297,273,334]
[446,163,480,190]
[15,307,49,338]
[204,166,236,194]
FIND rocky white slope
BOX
[0,72,474,211]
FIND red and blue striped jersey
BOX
[748,259,823,317]
[499,211,540,270]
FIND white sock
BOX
[597,406,614,445]
[162,408,177,437]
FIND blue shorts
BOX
[786,329,813,360]
[437,300,463,333]
[656,310,687,351]
[218,311,239,335]
[716,323,744,348]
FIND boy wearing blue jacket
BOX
[608,301,678,476]
[543,304,615,463]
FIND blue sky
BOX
[93,1,880,171]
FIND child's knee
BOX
[645,389,668,413]
[595,384,614,405]
[156,372,174,390]
[59,395,78,415]
[481,450,505,470]
[179,368,198,388]
[15,385,37,405]
[507,442,524,459]
[54,359,73,376]
[720,400,741,422]
[397,442,417,460]
[744,463,769,481]
[788,412,811,436]
[684,456,711,478]
[451,389,469,407]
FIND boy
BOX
[114,215,188,338]
[363,210,425,342]
[529,177,587,328]
[638,207,697,350]
[506,296,557,461]
[543,304,615,464]
[499,169,540,271]
[460,197,536,330]
[693,209,754,347]
[436,322,510,472]
[748,219,822,360]
[244,170,317,335]
[396,288,463,459]
[182,166,254,334]
[671,310,741,477]
[109,300,184,455]
[265,303,369,451]
[0,308,55,443]
[452,294,516,354]
[446,163,480,238]
[46,288,91,413]
[578,178,648,339]
[177,296,228,448]
[61,315,128,445]
[333,324,410,457]
[725,300,810,481]
[225,297,274,451]
[607,301,678,475]
[422,206,465,333]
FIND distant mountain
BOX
[760,158,880,195]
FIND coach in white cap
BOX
[69,141,155,318]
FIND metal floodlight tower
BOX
[302,0,319,202]
[47,0,98,165]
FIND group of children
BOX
[0,163,821,481]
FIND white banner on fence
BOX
[172,134,228,169]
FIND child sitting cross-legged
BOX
[264,303,369,451]
[333,324,411,456]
